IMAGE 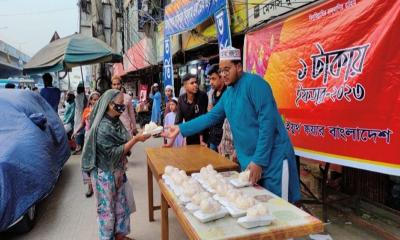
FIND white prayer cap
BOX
[219,46,241,61]
[153,83,159,87]
[165,85,173,91]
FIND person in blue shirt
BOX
[164,47,301,203]
[150,83,162,124]
[40,73,61,113]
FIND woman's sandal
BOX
[116,235,134,240]
[85,188,93,198]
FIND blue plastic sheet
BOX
[0,89,70,231]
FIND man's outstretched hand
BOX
[248,162,263,185]
[161,125,180,139]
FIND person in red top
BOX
[73,91,101,197]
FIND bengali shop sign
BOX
[245,0,400,175]
[164,0,225,36]
[248,0,315,27]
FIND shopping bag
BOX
[125,180,136,214]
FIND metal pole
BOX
[80,66,84,88]
[67,71,71,91]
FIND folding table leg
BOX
[161,193,169,240]
[148,163,155,222]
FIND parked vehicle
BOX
[0,78,36,89]
[0,89,70,232]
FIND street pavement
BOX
[4,137,383,240]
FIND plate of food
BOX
[237,204,275,228]
[185,202,200,213]
[143,122,163,135]
[179,179,202,203]
[230,170,252,188]
[215,191,256,218]
[193,198,228,223]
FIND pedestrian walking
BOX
[150,83,162,124]
[73,82,87,154]
[164,47,301,203]
[111,76,138,136]
[175,74,208,146]
[81,89,150,240]
[72,91,100,197]
[63,92,75,134]
[40,73,61,112]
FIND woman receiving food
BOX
[81,89,150,240]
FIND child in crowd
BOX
[163,97,184,147]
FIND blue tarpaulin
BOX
[0,89,70,231]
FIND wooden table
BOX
[159,176,324,240]
[146,145,239,222]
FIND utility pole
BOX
[91,0,107,92]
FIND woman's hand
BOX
[135,133,151,142]
[71,132,77,139]
[124,133,150,155]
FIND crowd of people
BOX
[3,46,300,240]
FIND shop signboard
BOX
[156,22,180,63]
[165,0,226,36]
[181,0,247,51]
[163,37,174,87]
[244,0,400,175]
[248,0,315,27]
[215,6,232,50]
[163,0,234,86]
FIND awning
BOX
[24,34,122,75]
[113,37,156,77]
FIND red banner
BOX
[245,0,400,175]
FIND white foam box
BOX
[179,195,192,203]
[162,175,183,196]
[185,202,200,213]
[213,195,246,218]
[230,178,252,188]
[143,126,163,135]
[193,207,228,223]
[191,173,215,193]
[237,215,275,229]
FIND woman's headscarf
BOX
[81,89,121,172]
[89,91,100,101]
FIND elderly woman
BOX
[82,89,150,240]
